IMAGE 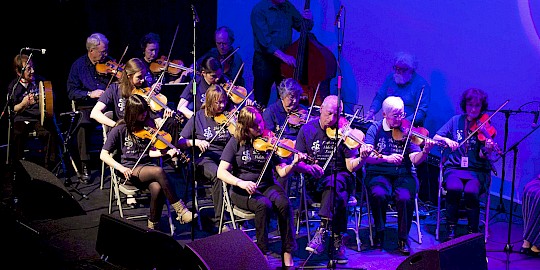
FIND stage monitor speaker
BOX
[397,233,487,270]
[96,214,183,270]
[16,160,85,220]
[182,230,270,270]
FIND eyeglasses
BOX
[216,42,230,46]
[391,112,406,119]
[393,65,410,73]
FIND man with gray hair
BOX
[66,32,109,183]
[365,52,431,127]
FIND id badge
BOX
[461,157,469,168]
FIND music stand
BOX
[51,112,88,200]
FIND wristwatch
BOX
[87,91,92,97]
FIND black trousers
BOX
[12,120,53,167]
[196,157,224,226]
[230,183,297,255]
[308,171,354,234]
[366,173,417,241]
[252,52,284,107]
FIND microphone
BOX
[60,111,80,117]
[532,110,539,128]
[334,5,344,26]
[23,47,46,54]
[191,4,200,23]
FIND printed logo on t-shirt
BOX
[118,98,125,112]
[456,129,463,142]
[124,135,133,148]
[200,93,206,104]
[241,150,251,163]
[204,126,213,140]
[311,140,321,155]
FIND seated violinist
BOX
[263,78,307,141]
[138,32,184,86]
[294,95,373,264]
[197,26,245,87]
[433,88,495,240]
[91,58,186,164]
[177,84,235,233]
[217,106,307,268]
[100,94,196,230]
[363,96,436,255]
[176,56,228,119]
[263,78,307,192]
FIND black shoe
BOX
[397,240,410,256]
[333,233,348,264]
[520,247,540,257]
[520,247,532,255]
[467,225,478,234]
[373,231,384,250]
[447,224,456,240]
[80,162,90,184]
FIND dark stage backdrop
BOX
[0,0,216,147]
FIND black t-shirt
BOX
[221,137,283,195]
[180,110,232,162]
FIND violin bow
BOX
[250,115,290,198]
[322,109,359,171]
[220,47,240,65]
[161,24,180,76]
[225,62,244,93]
[105,45,129,90]
[400,85,425,157]
[305,82,320,123]
[457,99,509,149]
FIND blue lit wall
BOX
[218,0,540,202]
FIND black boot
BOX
[80,162,90,184]
[447,224,456,240]
[466,207,480,234]
[373,230,385,250]
[397,239,410,256]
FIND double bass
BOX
[281,0,337,106]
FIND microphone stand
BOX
[487,121,540,268]
[485,108,536,222]
[301,5,364,270]
[52,112,88,200]
[190,3,198,241]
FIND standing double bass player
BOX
[251,0,313,107]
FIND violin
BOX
[132,87,187,125]
[288,108,308,128]
[469,114,496,141]
[469,113,502,154]
[96,60,125,79]
[392,118,446,147]
[221,82,265,111]
[253,133,316,164]
[149,56,192,75]
[132,126,190,164]
[326,117,383,157]
[213,111,238,134]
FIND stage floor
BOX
[1,161,538,270]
